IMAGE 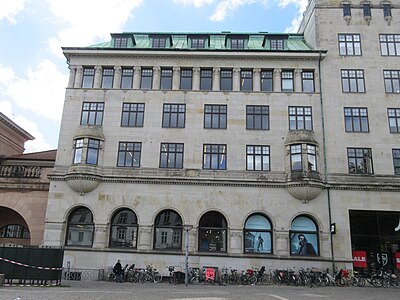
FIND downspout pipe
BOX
[318,50,335,272]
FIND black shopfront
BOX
[349,210,400,272]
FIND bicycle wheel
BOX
[319,276,328,287]
[248,275,257,285]
[371,277,383,288]
[106,272,115,282]
[262,274,272,285]
[220,274,229,285]
[357,276,366,287]
[153,273,162,283]
[349,276,358,287]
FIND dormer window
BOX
[231,38,245,49]
[270,39,284,50]
[190,37,207,49]
[152,36,167,48]
[115,37,128,48]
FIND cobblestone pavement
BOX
[1,281,399,300]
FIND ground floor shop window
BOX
[154,209,182,250]
[290,215,319,256]
[66,207,94,247]
[199,211,227,252]
[244,214,272,254]
[109,208,138,248]
[350,210,400,272]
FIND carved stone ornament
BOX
[65,174,101,195]
[286,183,323,203]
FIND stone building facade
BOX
[44,0,399,274]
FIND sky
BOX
[0,0,308,153]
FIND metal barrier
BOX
[62,268,104,281]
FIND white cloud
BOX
[210,0,257,22]
[2,59,67,122]
[173,0,214,8]
[0,0,26,24]
[278,0,309,32]
[45,0,143,57]
[0,63,15,86]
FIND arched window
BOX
[66,207,94,247]
[198,211,227,252]
[154,210,182,250]
[290,215,319,256]
[109,209,138,248]
[244,214,272,254]
[0,224,30,239]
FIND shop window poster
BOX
[290,233,319,256]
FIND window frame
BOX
[379,34,400,56]
[159,143,184,169]
[393,149,400,175]
[121,103,145,127]
[290,215,319,256]
[117,141,142,167]
[383,70,400,94]
[246,145,270,171]
[160,68,173,90]
[230,38,246,50]
[388,108,400,133]
[344,107,369,132]
[198,211,227,253]
[82,67,95,88]
[0,224,30,239]
[121,68,134,89]
[290,144,303,171]
[246,105,269,130]
[190,37,206,49]
[80,102,104,126]
[114,37,128,48]
[140,68,153,90]
[289,106,313,131]
[109,208,138,248]
[341,69,365,93]
[200,68,213,91]
[152,37,167,48]
[220,69,233,91]
[203,144,227,170]
[65,207,94,247]
[281,70,294,92]
[180,68,193,90]
[240,70,253,91]
[153,210,183,251]
[162,104,186,128]
[261,70,273,92]
[347,147,374,174]
[270,39,284,50]
[204,104,227,129]
[243,213,273,254]
[338,34,362,56]
[101,67,114,89]
[302,70,315,93]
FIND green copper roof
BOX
[88,32,315,51]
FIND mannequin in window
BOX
[298,234,316,255]
[257,234,264,252]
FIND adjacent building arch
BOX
[0,207,31,246]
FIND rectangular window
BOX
[290,144,302,171]
[289,106,313,130]
[87,139,100,165]
[160,68,173,90]
[101,68,114,88]
[246,105,269,130]
[261,70,273,91]
[140,68,153,89]
[200,69,212,90]
[281,70,294,92]
[384,70,400,93]
[347,148,373,174]
[380,34,400,56]
[246,145,270,171]
[152,37,167,48]
[231,38,245,49]
[81,102,104,126]
[121,68,133,89]
[162,104,186,128]
[393,149,400,175]
[115,37,128,48]
[117,142,141,167]
[302,71,314,92]
[180,69,192,90]
[363,3,371,17]
[338,34,361,56]
[204,104,227,129]
[240,70,253,91]
[203,144,226,170]
[161,232,167,244]
[82,67,95,88]
[121,103,145,127]
[160,143,184,169]
[220,69,233,91]
[388,108,400,133]
[344,107,369,132]
[191,38,206,49]
[343,3,351,17]
[341,69,365,93]
[270,39,284,50]
[383,4,392,18]
[73,138,84,164]
[307,145,317,171]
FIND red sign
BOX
[353,250,367,268]
[205,268,215,281]
[395,252,400,270]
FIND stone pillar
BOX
[253,68,261,92]
[74,67,83,88]
[42,222,65,247]
[68,65,77,88]
[212,67,220,91]
[152,67,161,90]
[273,68,281,92]
[172,67,180,90]
[133,66,141,90]
[94,66,102,88]
[137,225,152,250]
[113,66,122,89]
[192,67,200,91]
[294,68,302,93]
[275,231,289,256]
[233,68,240,91]
[92,224,107,248]
[229,229,242,254]
[314,70,320,93]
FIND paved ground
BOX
[0,280,399,300]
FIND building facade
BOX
[0,112,56,246]
[43,0,399,274]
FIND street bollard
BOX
[0,274,5,287]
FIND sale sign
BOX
[353,250,367,268]
[395,252,400,269]
[205,268,215,281]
